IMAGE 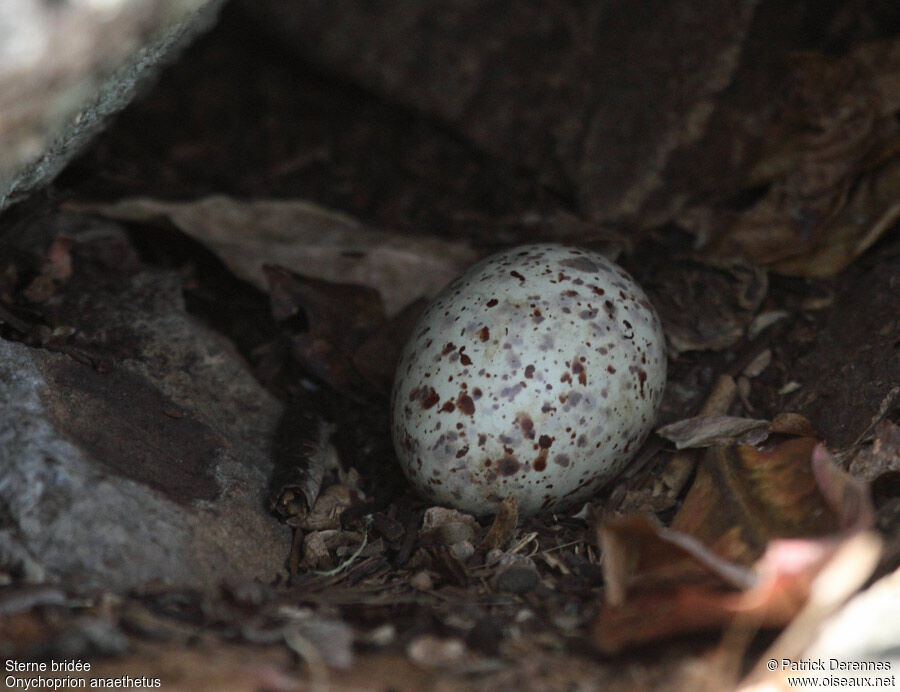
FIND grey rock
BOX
[0,223,290,590]
[0,0,225,211]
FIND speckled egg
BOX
[390,243,666,516]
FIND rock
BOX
[0,0,225,211]
[238,0,760,224]
[0,217,289,591]
[492,559,540,595]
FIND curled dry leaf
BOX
[268,395,336,526]
[77,195,478,315]
[592,439,876,653]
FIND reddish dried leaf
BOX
[594,533,856,655]
[593,439,876,652]
[672,438,844,561]
[598,515,756,608]
[593,584,779,655]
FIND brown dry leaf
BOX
[671,439,867,557]
[849,419,900,482]
[594,532,876,657]
[419,507,482,548]
[657,416,771,450]
[592,440,876,653]
[769,412,814,437]
[598,515,757,608]
[75,195,478,315]
[265,265,387,396]
[479,495,519,552]
[351,297,428,394]
[643,255,768,352]
[701,42,900,277]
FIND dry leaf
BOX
[643,255,768,352]
[265,265,387,396]
[769,412,814,437]
[849,419,900,482]
[76,195,478,315]
[268,398,336,525]
[419,507,482,548]
[592,440,876,652]
[351,297,428,393]
[699,42,900,277]
[598,515,757,608]
[671,440,866,558]
[593,531,877,656]
[657,416,771,449]
[479,495,519,552]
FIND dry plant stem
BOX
[313,531,369,577]
[855,201,900,257]
[848,386,900,453]
[289,528,304,581]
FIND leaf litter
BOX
[10,198,887,689]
